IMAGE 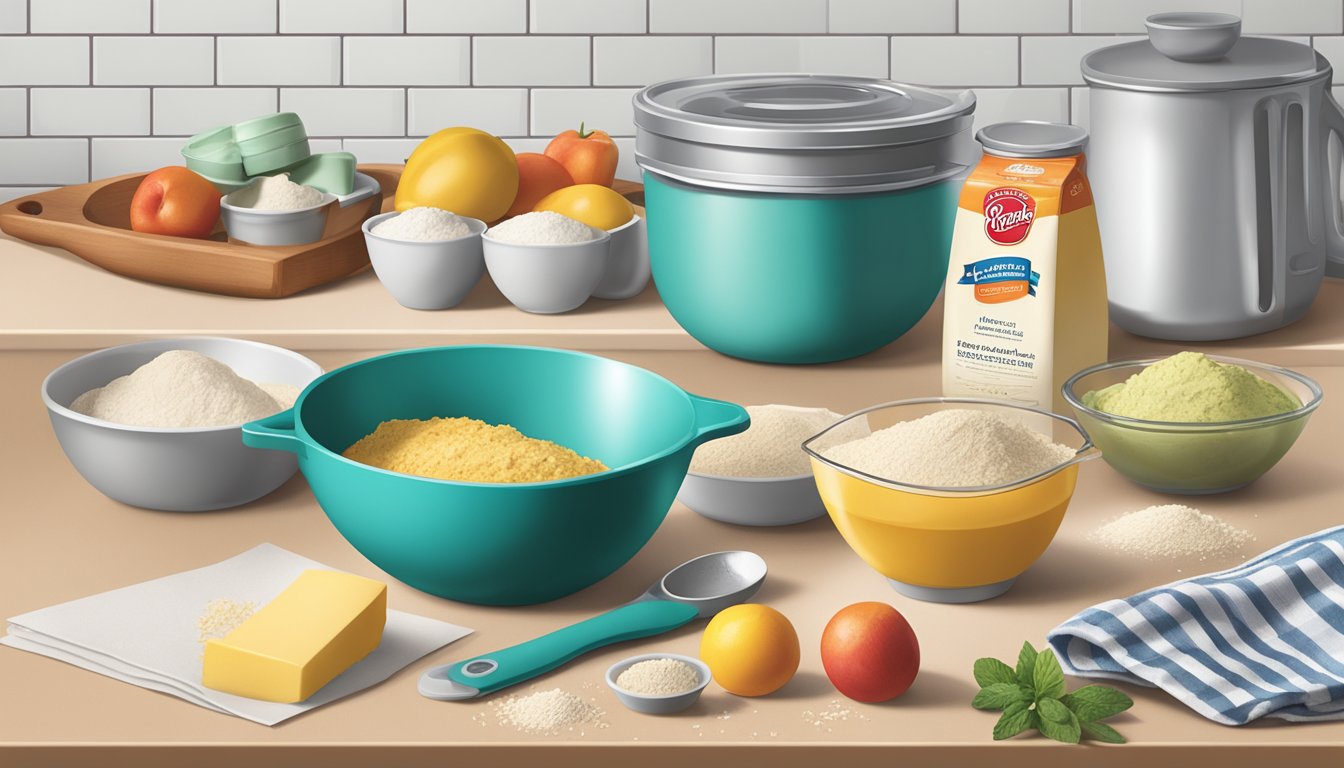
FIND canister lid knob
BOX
[1145,12,1241,62]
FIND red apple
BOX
[129,166,220,239]
[820,602,920,703]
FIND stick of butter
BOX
[202,569,387,703]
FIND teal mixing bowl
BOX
[644,173,960,363]
[633,74,977,364]
[240,345,748,605]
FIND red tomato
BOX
[129,166,220,239]
[820,602,920,703]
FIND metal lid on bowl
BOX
[633,74,978,194]
[976,121,1088,159]
[1083,13,1326,92]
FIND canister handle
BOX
[1322,90,1344,279]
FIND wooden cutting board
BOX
[0,164,645,299]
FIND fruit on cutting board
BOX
[545,123,619,187]
[396,127,519,222]
[129,166,221,239]
[820,602,920,703]
[699,604,800,697]
[202,569,387,703]
[534,183,635,231]
[505,152,574,219]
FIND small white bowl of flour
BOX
[361,207,487,310]
[483,211,611,314]
[221,173,337,246]
[42,337,322,512]
[681,404,870,526]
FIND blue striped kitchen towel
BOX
[1047,525,1344,725]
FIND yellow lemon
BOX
[699,604,800,697]
[533,183,635,231]
[395,127,518,222]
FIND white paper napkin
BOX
[1,543,472,725]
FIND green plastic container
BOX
[241,345,748,605]
[644,173,959,364]
[633,74,978,364]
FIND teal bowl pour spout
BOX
[242,345,749,605]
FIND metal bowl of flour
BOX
[41,337,322,512]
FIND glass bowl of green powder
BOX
[1063,353,1321,494]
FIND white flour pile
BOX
[488,211,597,245]
[691,404,868,478]
[232,173,325,210]
[71,350,300,428]
[494,688,606,733]
[615,658,701,696]
[821,408,1076,488]
[1090,504,1254,560]
[372,207,472,241]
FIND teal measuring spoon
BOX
[418,551,767,700]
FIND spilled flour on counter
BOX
[493,688,608,735]
[196,598,255,658]
[1090,504,1254,561]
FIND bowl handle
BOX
[241,409,306,457]
[686,393,749,448]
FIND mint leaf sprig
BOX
[972,641,1132,744]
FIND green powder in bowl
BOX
[1064,353,1320,495]
[1081,351,1300,422]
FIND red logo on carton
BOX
[983,187,1036,246]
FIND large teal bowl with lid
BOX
[634,74,978,364]
[241,345,748,605]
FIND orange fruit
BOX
[699,604,800,697]
[505,153,573,218]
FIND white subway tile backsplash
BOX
[1318,38,1344,84]
[0,187,56,203]
[344,37,470,86]
[0,89,25,135]
[1244,0,1344,35]
[0,138,89,184]
[30,0,149,33]
[960,0,1069,34]
[31,88,150,135]
[279,0,403,33]
[217,37,340,85]
[1070,86,1089,131]
[1071,0,1238,33]
[0,38,89,85]
[474,37,590,86]
[594,37,712,86]
[154,0,277,34]
[409,89,527,136]
[649,0,826,34]
[406,0,526,33]
[0,0,26,33]
[530,88,639,136]
[1021,35,1143,85]
[280,88,405,136]
[341,138,420,164]
[153,88,277,135]
[94,37,213,86]
[715,37,888,79]
[91,137,183,177]
[829,0,955,34]
[891,36,1018,86]
[970,87,1069,131]
[531,0,645,34]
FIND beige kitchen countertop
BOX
[3,231,1344,364]
[2,346,1343,768]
